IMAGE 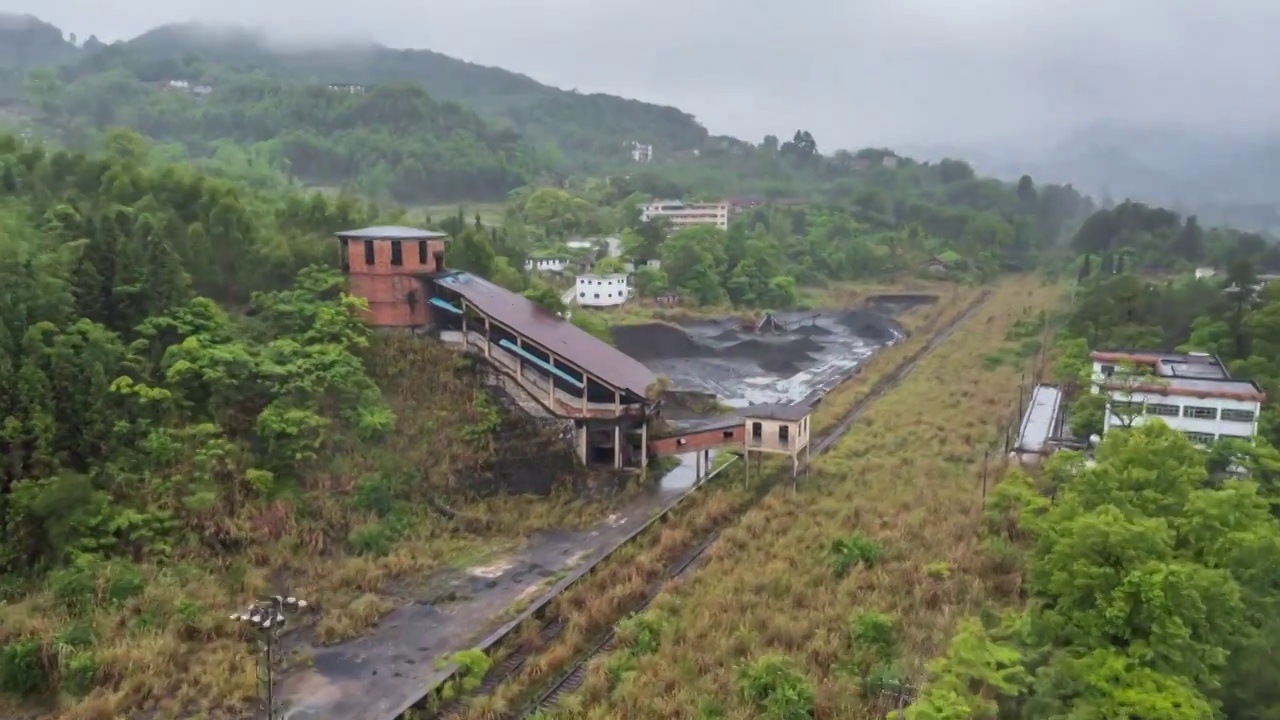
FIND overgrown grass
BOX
[545,275,1065,719]
[812,284,982,432]
[0,336,632,720]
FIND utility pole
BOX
[231,596,310,720]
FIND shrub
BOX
[348,522,396,556]
[829,534,884,576]
[59,651,99,697]
[737,654,814,720]
[0,638,48,696]
[851,611,898,656]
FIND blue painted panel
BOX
[429,297,462,314]
[498,339,585,388]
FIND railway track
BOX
[429,290,992,720]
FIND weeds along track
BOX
[420,290,992,720]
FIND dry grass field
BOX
[0,337,634,720]
[812,284,983,433]
[544,274,1065,719]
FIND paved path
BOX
[277,456,704,720]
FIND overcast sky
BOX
[7,0,1280,151]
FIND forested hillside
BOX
[7,20,707,175]
[0,14,78,102]
[0,131,608,718]
[0,16,1083,213]
[28,51,546,201]
[123,23,712,165]
[1071,199,1280,273]
[473,161,1093,311]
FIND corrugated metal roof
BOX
[433,272,657,398]
[1101,377,1265,402]
[337,226,449,240]
[1016,385,1062,453]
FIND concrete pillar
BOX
[515,336,522,381]
[694,449,702,480]
[614,425,622,469]
[483,317,491,358]
[544,352,556,406]
[640,422,648,470]
[578,423,588,465]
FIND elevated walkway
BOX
[440,330,645,421]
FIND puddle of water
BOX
[660,450,720,491]
[467,560,515,579]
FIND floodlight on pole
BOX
[231,596,310,720]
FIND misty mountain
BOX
[74,22,709,169]
[0,13,79,101]
[905,123,1280,232]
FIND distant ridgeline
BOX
[2,14,1092,225]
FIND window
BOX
[1182,405,1217,420]
[1110,400,1142,416]
[363,240,375,265]
[1100,364,1115,376]
[1220,434,1253,442]
[722,430,734,439]
[593,293,600,299]
[579,292,586,298]
[1222,408,1256,422]
[751,421,762,440]
[778,424,790,446]
[1184,431,1216,445]
[1146,403,1179,417]
[390,241,403,266]
[418,240,427,264]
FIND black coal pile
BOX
[613,323,710,361]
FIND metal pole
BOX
[265,634,275,720]
[233,597,309,720]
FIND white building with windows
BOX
[639,200,731,231]
[1090,350,1264,445]
[576,274,630,307]
[525,257,570,273]
[630,142,654,163]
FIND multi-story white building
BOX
[576,274,630,307]
[525,257,569,273]
[639,200,731,231]
[630,142,654,163]
[1090,350,1264,445]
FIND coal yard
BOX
[613,304,922,407]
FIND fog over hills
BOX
[5,0,1280,228]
